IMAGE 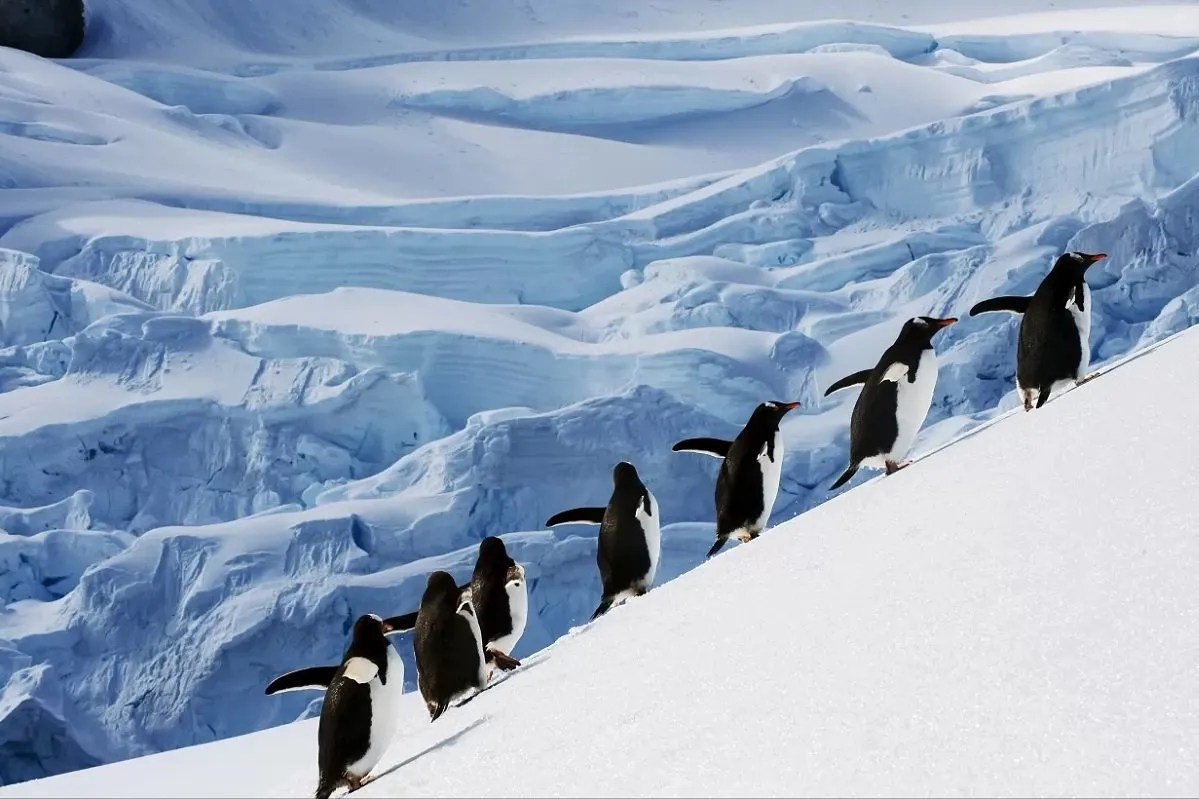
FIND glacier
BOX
[0,0,1197,787]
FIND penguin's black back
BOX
[317,670,372,782]
[1017,273,1086,388]
[414,573,483,707]
[315,614,392,792]
[713,407,783,535]
[597,463,653,595]
[845,332,933,461]
[469,536,516,647]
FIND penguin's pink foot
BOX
[884,460,908,475]
[1075,372,1098,386]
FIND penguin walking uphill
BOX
[969,251,1106,411]
[671,400,800,558]
[378,536,527,674]
[824,316,956,490]
[545,461,660,621]
[413,570,488,722]
[263,614,405,799]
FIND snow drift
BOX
[5,323,1199,798]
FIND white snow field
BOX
[7,325,1199,798]
[2,0,1199,790]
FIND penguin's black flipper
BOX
[381,612,418,634]
[545,507,606,527]
[671,437,732,458]
[969,295,1032,316]
[829,462,861,490]
[265,666,339,695]
[823,369,873,396]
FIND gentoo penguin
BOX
[377,536,527,673]
[824,316,956,490]
[544,461,660,620]
[264,614,404,799]
[969,251,1106,411]
[413,570,488,722]
[671,401,799,558]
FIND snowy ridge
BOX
[5,323,1199,798]
[0,0,1198,787]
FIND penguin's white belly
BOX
[752,433,784,533]
[636,489,662,586]
[1069,282,1092,377]
[868,349,938,466]
[346,646,404,778]
[489,570,528,657]
[459,602,488,690]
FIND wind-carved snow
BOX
[0,0,1198,788]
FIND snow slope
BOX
[6,323,1199,798]
[1,0,1199,787]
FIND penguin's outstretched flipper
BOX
[824,369,872,396]
[969,295,1032,316]
[381,612,418,634]
[265,665,338,695]
[545,507,606,527]
[671,437,732,458]
[829,462,861,491]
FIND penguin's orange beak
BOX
[381,620,394,634]
[1087,253,1107,264]
[781,401,800,411]
[935,317,957,328]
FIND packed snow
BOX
[1,0,1198,790]
[6,325,1199,798]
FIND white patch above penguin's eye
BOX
[342,657,379,685]
[881,362,909,383]
[367,613,382,622]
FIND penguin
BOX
[264,614,404,799]
[671,400,799,558]
[413,570,488,722]
[824,316,956,490]
[544,461,660,620]
[969,251,1106,411]
[378,536,527,673]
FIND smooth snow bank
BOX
[10,327,1199,799]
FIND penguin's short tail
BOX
[314,771,340,799]
[590,597,614,621]
[829,462,860,490]
[705,536,729,559]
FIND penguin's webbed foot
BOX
[489,650,521,671]
[884,460,908,476]
[1075,372,1098,386]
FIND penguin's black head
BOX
[478,535,509,562]
[351,613,393,641]
[1055,251,1106,275]
[424,570,460,605]
[477,534,515,572]
[744,400,799,434]
[612,461,642,486]
[900,315,956,345]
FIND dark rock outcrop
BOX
[0,0,86,59]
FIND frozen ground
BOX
[0,0,1198,787]
[5,322,1199,798]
